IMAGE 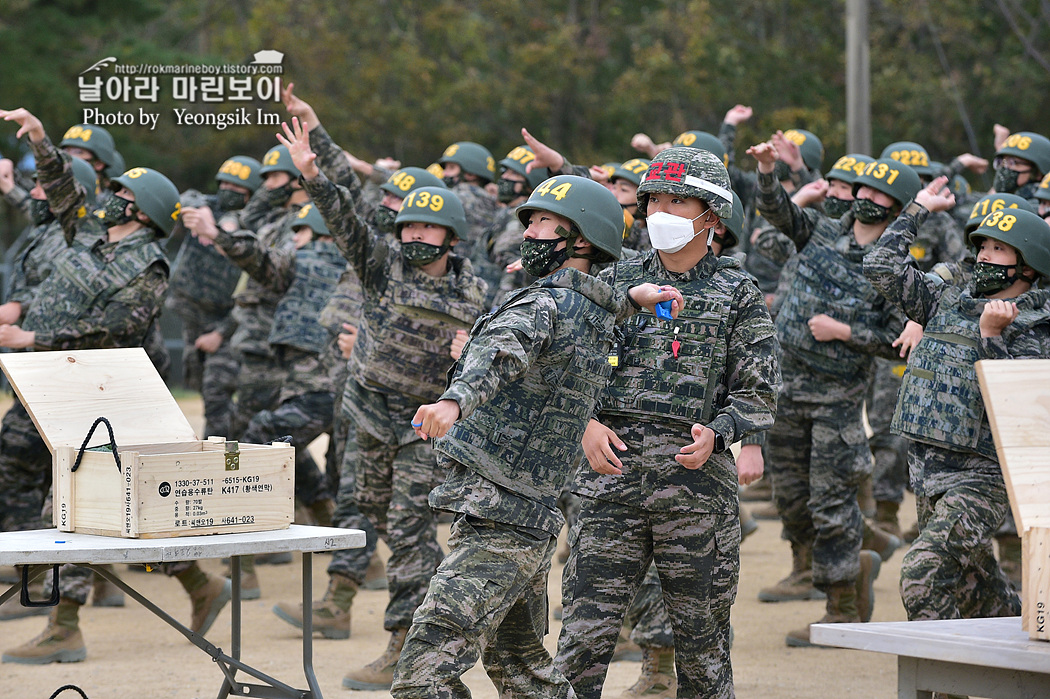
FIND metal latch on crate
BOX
[224,441,239,471]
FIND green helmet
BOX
[395,186,467,240]
[380,167,447,198]
[949,172,972,198]
[59,124,118,169]
[259,144,301,178]
[102,149,125,180]
[880,141,938,178]
[783,129,824,171]
[1036,173,1050,202]
[969,208,1050,278]
[827,154,875,184]
[671,131,728,167]
[713,193,744,249]
[438,142,496,183]
[996,131,1050,176]
[69,156,99,206]
[216,156,263,191]
[516,175,623,262]
[291,202,330,237]
[851,158,921,207]
[610,158,651,186]
[499,146,547,190]
[637,147,734,220]
[964,193,1036,233]
[599,162,619,179]
[109,167,181,236]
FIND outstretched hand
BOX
[914,176,956,213]
[522,127,564,174]
[747,141,779,173]
[276,117,319,180]
[0,108,45,142]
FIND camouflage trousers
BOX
[766,394,868,587]
[241,390,333,507]
[391,514,570,699]
[899,443,1020,621]
[556,499,739,699]
[0,397,53,532]
[326,413,379,584]
[354,427,444,630]
[179,321,240,440]
[625,563,675,649]
[866,358,909,504]
[229,352,281,442]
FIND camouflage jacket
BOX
[451,181,500,261]
[433,267,621,534]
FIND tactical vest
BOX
[436,273,616,509]
[169,234,242,315]
[23,230,168,337]
[602,256,734,428]
[229,208,296,356]
[318,264,364,337]
[269,240,346,355]
[348,255,485,403]
[776,236,883,381]
[892,287,1050,458]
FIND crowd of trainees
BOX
[1,89,1049,699]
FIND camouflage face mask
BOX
[497,177,522,204]
[520,227,574,277]
[823,196,852,219]
[30,198,54,226]
[96,195,136,227]
[402,239,450,267]
[973,261,1016,295]
[992,166,1021,195]
[852,197,891,225]
[374,206,397,234]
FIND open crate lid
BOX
[976,359,1050,532]
[0,348,198,453]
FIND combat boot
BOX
[176,563,232,636]
[273,573,356,639]
[2,598,86,664]
[362,554,387,591]
[855,550,882,623]
[611,630,643,662]
[750,501,780,520]
[342,627,408,690]
[785,582,859,647]
[996,534,1023,589]
[739,506,759,541]
[758,542,825,602]
[874,500,902,539]
[740,478,772,502]
[862,520,901,562]
[226,556,260,600]
[614,647,675,698]
[91,565,125,607]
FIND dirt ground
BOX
[3,396,922,699]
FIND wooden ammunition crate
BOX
[977,359,1050,640]
[0,348,294,539]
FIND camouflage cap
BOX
[292,202,330,237]
[671,130,728,166]
[380,167,447,198]
[964,192,1035,233]
[827,154,875,185]
[59,124,118,168]
[216,155,263,191]
[637,147,734,220]
[969,208,1050,277]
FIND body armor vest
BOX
[318,264,364,336]
[349,254,485,403]
[776,236,883,380]
[169,234,242,317]
[23,230,168,336]
[602,256,735,428]
[892,287,1050,458]
[269,239,346,355]
[229,208,296,357]
[437,270,616,509]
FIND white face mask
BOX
[646,211,714,254]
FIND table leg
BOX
[302,552,321,699]
[898,656,933,699]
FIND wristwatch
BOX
[711,428,726,454]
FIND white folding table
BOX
[0,525,364,699]
[812,616,1050,699]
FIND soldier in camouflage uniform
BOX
[749,141,912,647]
[279,117,488,690]
[392,174,680,699]
[988,131,1050,204]
[168,155,261,439]
[609,158,651,252]
[864,179,1050,621]
[556,148,780,699]
[438,141,500,260]
[0,107,229,664]
[56,123,121,200]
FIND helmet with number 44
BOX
[516,175,624,262]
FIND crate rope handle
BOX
[48,686,89,699]
[71,416,122,473]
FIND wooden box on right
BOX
[977,359,1050,641]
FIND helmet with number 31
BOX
[636,147,734,220]
[516,175,623,262]
[851,158,921,208]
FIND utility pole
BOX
[846,0,871,155]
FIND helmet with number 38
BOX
[995,132,1050,177]
[516,175,623,262]
[636,147,734,220]
[969,208,1050,278]
[964,193,1035,234]
[395,186,467,240]
[851,158,921,208]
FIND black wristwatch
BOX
[712,429,726,454]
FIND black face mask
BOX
[97,195,136,227]
[442,175,459,188]
[374,206,397,234]
[497,178,522,204]
[216,188,247,212]
[973,261,1017,295]
[265,182,296,207]
[852,198,892,225]
[402,240,449,267]
[993,166,1022,194]
[823,196,852,219]
[30,198,54,226]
